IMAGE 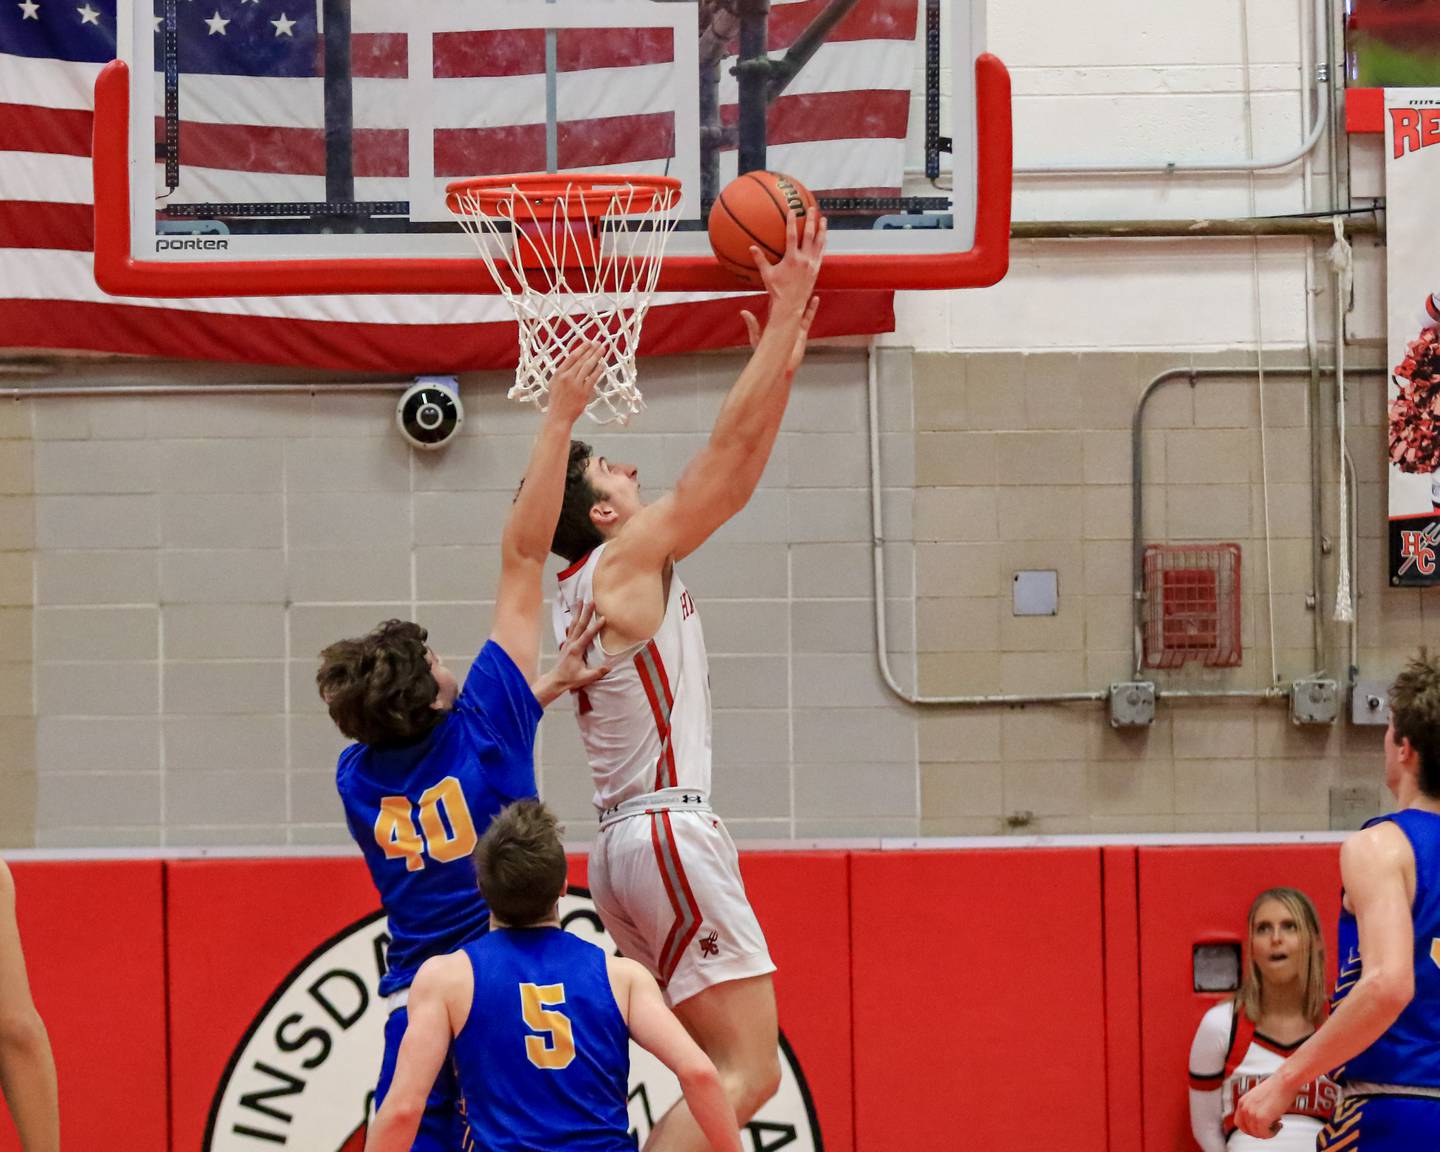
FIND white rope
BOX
[1329,215,1354,623]
[450,181,680,425]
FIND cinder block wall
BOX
[2,340,1418,849]
[9,350,920,847]
[912,345,1403,836]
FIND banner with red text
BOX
[1386,89,1440,585]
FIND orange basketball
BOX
[707,171,821,287]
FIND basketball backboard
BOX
[95,0,1010,294]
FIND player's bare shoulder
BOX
[591,515,675,647]
[413,950,474,1018]
[603,954,655,1021]
[1343,819,1419,902]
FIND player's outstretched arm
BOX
[364,956,465,1152]
[530,600,612,707]
[0,862,58,1152]
[490,344,606,679]
[1234,824,1415,1139]
[612,211,824,575]
[612,958,743,1152]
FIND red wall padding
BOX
[737,852,854,1152]
[850,849,1110,1151]
[0,842,1352,1150]
[1136,846,1343,1152]
[0,861,167,1152]
[166,857,381,1150]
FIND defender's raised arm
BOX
[490,344,606,678]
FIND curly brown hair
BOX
[316,619,442,747]
[473,799,566,927]
[1390,649,1440,798]
[550,440,605,564]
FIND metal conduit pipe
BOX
[1130,365,1383,681]
[867,351,1311,707]
[1009,216,1381,241]
[0,381,411,401]
[1025,0,1330,177]
[866,347,1107,707]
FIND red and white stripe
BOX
[634,641,679,793]
[649,809,703,987]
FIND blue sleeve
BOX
[456,640,543,802]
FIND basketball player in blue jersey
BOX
[318,344,614,1152]
[364,800,742,1152]
[1236,650,1440,1145]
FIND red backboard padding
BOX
[850,849,1109,1152]
[0,861,167,1152]
[166,857,381,1151]
[1136,845,1342,1152]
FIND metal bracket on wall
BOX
[1350,679,1392,727]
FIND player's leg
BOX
[373,1004,466,1151]
[629,811,779,1152]
[645,973,781,1152]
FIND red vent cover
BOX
[1142,544,1242,669]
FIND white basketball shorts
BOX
[591,794,774,1006]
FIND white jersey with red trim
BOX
[1187,1000,1338,1151]
[553,544,711,811]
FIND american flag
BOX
[1,0,901,371]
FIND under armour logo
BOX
[699,931,719,957]
[682,793,701,804]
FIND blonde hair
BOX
[1236,887,1326,1028]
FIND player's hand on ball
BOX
[1234,1079,1287,1140]
[554,601,611,695]
[547,342,606,424]
[741,296,820,376]
[751,206,826,319]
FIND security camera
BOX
[396,377,463,450]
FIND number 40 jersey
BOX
[336,640,543,997]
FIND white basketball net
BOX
[448,178,681,425]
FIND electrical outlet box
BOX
[1109,682,1156,728]
[1351,679,1392,727]
[1290,678,1338,726]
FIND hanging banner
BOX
[1386,89,1440,585]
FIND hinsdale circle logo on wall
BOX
[205,888,822,1152]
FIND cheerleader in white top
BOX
[1188,887,1339,1151]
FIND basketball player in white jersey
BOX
[545,209,824,1152]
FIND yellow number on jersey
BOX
[520,983,575,1070]
[1432,937,1440,970]
[418,777,478,863]
[374,796,424,871]
[373,777,477,871]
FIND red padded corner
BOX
[1346,87,1384,134]
[1137,845,1342,1152]
[737,851,853,1152]
[0,861,167,1152]
[166,857,381,1151]
[851,849,1108,1152]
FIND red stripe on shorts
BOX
[650,810,702,985]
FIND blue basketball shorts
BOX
[1318,1092,1440,1149]
[373,1004,465,1152]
